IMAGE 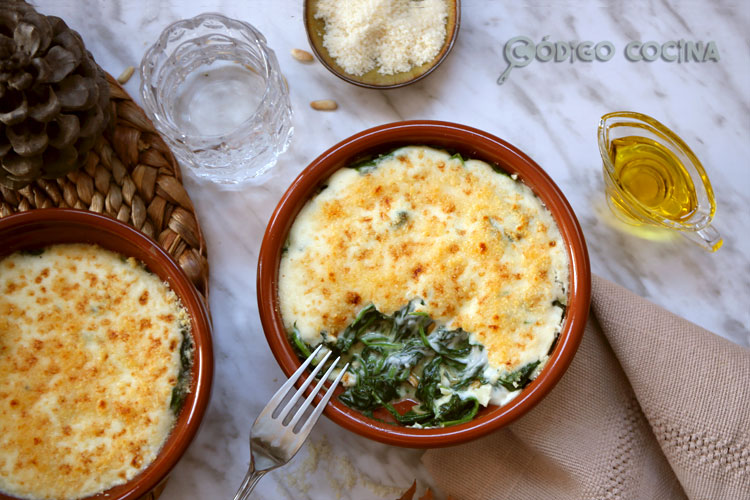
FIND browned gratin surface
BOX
[0,244,189,500]
[279,146,569,372]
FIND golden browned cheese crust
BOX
[0,244,189,500]
[279,146,569,372]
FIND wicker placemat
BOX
[0,74,209,301]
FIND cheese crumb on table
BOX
[315,0,449,76]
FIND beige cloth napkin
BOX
[422,275,750,500]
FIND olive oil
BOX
[599,111,722,251]
[609,136,697,222]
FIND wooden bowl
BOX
[257,121,591,448]
[0,209,213,500]
[304,0,460,88]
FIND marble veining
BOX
[31,1,750,499]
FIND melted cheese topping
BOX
[0,244,189,500]
[279,146,569,373]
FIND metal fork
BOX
[233,345,349,499]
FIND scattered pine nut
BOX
[291,48,314,63]
[310,99,338,111]
[117,66,135,84]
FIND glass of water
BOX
[140,13,293,184]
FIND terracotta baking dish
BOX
[0,208,213,500]
[257,121,590,447]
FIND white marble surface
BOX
[34,0,750,498]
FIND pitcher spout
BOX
[681,225,723,252]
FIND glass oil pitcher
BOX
[597,111,722,252]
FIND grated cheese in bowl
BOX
[314,0,449,76]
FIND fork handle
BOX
[233,458,266,500]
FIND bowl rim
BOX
[257,121,591,447]
[0,208,214,500]
[303,0,461,89]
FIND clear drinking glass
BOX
[140,13,293,184]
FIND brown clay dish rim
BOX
[257,121,591,448]
[0,208,214,500]
[303,0,461,89]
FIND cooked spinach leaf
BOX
[392,211,409,228]
[20,248,45,256]
[291,324,312,358]
[437,396,480,427]
[415,356,443,409]
[552,299,567,316]
[170,324,193,414]
[497,360,540,392]
[289,300,546,428]
[349,151,395,174]
[450,152,466,164]
[489,162,511,177]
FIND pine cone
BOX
[0,0,110,189]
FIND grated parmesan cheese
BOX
[315,0,449,76]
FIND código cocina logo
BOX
[497,36,720,84]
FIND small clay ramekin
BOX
[257,121,590,448]
[0,209,213,500]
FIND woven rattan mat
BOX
[0,74,209,301]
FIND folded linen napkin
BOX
[422,275,750,500]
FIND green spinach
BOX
[291,300,529,427]
[169,324,194,415]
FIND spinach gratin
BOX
[0,244,193,500]
[279,146,569,427]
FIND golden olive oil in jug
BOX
[608,135,698,222]
[598,112,722,252]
